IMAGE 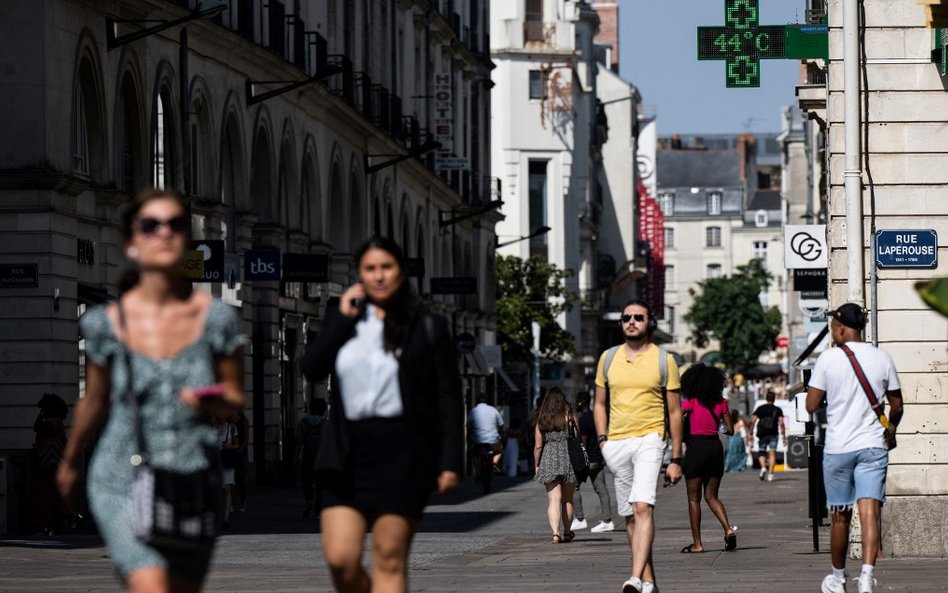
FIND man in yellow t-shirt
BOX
[593,300,684,593]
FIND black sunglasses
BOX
[135,216,189,236]
[621,313,647,324]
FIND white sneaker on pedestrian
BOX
[766,473,774,482]
[856,574,876,593]
[591,520,615,533]
[759,468,767,480]
[621,576,643,593]
[571,518,588,530]
[821,574,847,593]
[641,581,657,593]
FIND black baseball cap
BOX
[829,303,867,331]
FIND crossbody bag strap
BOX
[602,345,621,433]
[117,299,148,465]
[838,344,890,429]
[658,345,670,442]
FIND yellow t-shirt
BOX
[595,344,681,440]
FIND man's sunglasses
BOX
[620,313,647,324]
[135,216,189,236]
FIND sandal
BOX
[680,544,704,553]
[562,531,575,543]
[552,534,562,544]
[724,531,737,551]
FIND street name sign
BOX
[875,230,938,269]
[0,263,38,288]
[698,0,828,88]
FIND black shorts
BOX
[683,435,725,479]
[317,417,431,521]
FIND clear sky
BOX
[618,0,805,135]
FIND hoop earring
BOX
[126,246,139,260]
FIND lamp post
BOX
[495,225,551,249]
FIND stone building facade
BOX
[803,0,948,557]
[0,0,495,532]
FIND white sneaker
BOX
[591,520,615,533]
[766,473,774,482]
[759,468,767,480]
[856,574,876,593]
[571,518,588,530]
[821,574,847,593]
[641,581,657,593]
[621,576,643,593]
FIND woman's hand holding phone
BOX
[180,384,225,409]
[340,283,366,318]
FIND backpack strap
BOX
[601,345,621,432]
[658,346,670,442]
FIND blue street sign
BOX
[875,230,938,269]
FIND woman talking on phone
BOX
[57,188,246,593]
[301,236,463,593]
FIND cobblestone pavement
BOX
[2,468,944,592]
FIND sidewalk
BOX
[1,468,944,592]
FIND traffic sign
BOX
[875,230,938,269]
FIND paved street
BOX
[2,469,944,592]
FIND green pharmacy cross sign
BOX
[698,0,827,88]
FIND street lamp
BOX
[495,225,551,248]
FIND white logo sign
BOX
[784,225,828,269]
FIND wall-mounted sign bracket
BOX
[363,140,441,175]
[106,1,227,50]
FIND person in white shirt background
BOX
[468,395,505,469]
[806,303,903,593]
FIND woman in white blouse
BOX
[301,237,463,593]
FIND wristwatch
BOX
[597,434,608,444]
[669,457,683,466]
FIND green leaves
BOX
[684,258,782,371]
[495,255,580,367]
[916,277,948,318]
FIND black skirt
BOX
[317,416,431,520]
[683,435,725,479]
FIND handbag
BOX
[119,300,222,549]
[566,420,590,483]
[838,344,897,450]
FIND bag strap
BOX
[658,345,670,442]
[601,345,621,433]
[838,344,890,429]
[117,299,149,465]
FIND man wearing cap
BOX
[805,303,903,593]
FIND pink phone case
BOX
[193,385,225,398]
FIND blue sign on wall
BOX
[875,230,938,269]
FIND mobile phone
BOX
[350,296,365,309]
[194,384,225,398]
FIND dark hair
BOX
[354,236,419,352]
[622,299,655,333]
[766,391,776,403]
[117,187,191,295]
[730,409,741,424]
[309,398,327,416]
[679,363,726,410]
[537,387,569,432]
[576,392,591,409]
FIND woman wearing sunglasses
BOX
[58,188,246,593]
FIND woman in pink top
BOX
[679,363,737,553]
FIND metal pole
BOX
[531,321,541,411]
[844,0,864,306]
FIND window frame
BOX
[705,226,722,248]
[755,210,768,227]
[706,263,723,279]
[707,191,722,215]
[529,70,546,100]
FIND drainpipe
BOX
[843,0,864,306]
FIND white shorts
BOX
[601,432,665,514]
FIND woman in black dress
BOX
[300,236,463,593]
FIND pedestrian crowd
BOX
[48,187,903,593]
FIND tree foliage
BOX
[495,255,580,367]
[684,258,782,371]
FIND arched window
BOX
[348,172,364,249]
[72,56,105,180]
[250,128,273,222]
[220,113,243,251]
[152,88,175,188]
[328,163,345,247]
[117,75,144,192]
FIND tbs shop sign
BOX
[875,230,938,269]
